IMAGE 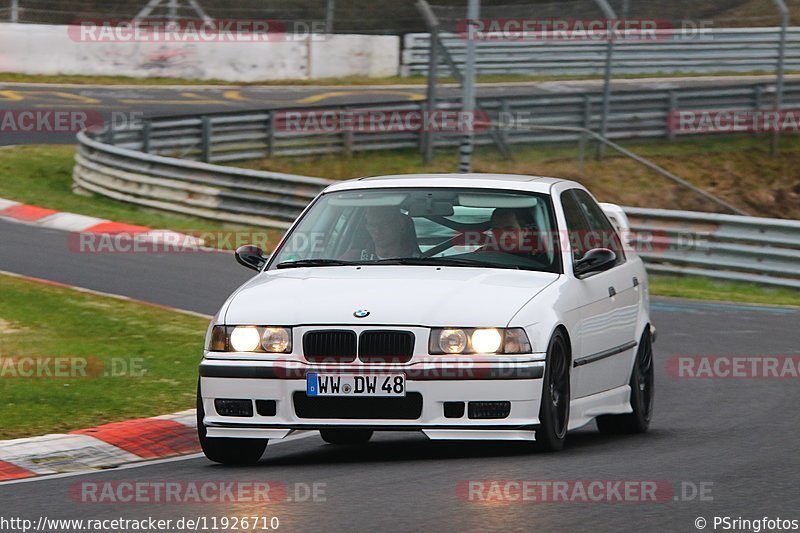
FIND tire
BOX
[320,428,374,445]
[596,328,654,435]
[196,382,268,465]
[534,330,570,452]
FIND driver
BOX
[343,207,421,261]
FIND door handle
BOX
[632,276,639,287]
[608,286,616,297]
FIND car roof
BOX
[323,173,574,195]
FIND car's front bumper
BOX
[199,357,545,441]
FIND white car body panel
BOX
[199,173,652,442]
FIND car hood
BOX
[223,266,559,327]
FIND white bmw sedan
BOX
[198,174,655,464]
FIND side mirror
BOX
[574,248,616,278]
[235,245,268,272]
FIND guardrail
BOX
[401,27,800,77]
[73,81,800,288]
[92,80,800,164]
[74,128,800,288]
[74,132,333,229]
[625,208,800,289]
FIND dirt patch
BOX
[0,318,21,334]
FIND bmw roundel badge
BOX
[353,308,370,318]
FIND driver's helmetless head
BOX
[365,207,409,247]
[489,208,523,252]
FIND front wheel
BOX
[534,330,570,452]
[596,328,654,434]
[196,382,268,464]
[320,428,373,445]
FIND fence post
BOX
[422,28,439,164]
[343,107,353,156]
[10,0,18,22]
[325,0,335,34]
[667,91,677,141]
[499,99,511,148]
[201,116,211,162]
[267,110,276,158]
[594,0,617,160]
[458,0,480,173]
[141,120,152,153]
[771,0,789,155]
[754,85,764,110]
[578,96,592,171]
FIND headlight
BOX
[439,328,469,354]
[262,327,291,353]
[471,328,503,353]
[207,325,292,353]
[429,327,531,355]
[230,326,261,352]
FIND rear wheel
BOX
[196,382,268,464]
[320,428,374,445]
[596,328,654,434]
[534,330,570,452]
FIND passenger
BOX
[481,208,526,253]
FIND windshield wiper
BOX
[276,259,357,269]
[369,257,520,270]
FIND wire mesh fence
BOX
[1,0,796,31]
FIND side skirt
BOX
[567,385,632,431]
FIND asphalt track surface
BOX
[1,218,799,532]
[3,75,797,116]
[3,74,797,146]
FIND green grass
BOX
[243,134,800,219]
[0,145,283,250]
[0,274,208,439]
[0,70,792,86]
[649,275,800,307]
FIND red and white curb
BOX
[0,197,203,248]
[0,410,199,482]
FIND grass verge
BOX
[649,275,800,307]
[0,274,208,440]
[0,145,283,250]
[244,134,800,219]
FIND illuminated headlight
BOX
[471,328,503,353]
[207,325,292,353]
[230,326,261,352]
[429,327,531,355]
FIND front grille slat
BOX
[303,330,357,363]
[358,330,415,363]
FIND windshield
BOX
[268,187,562,273]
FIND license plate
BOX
[306,373,406,397]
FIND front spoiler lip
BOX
[205,422,540,431]
[199,360,545,380]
